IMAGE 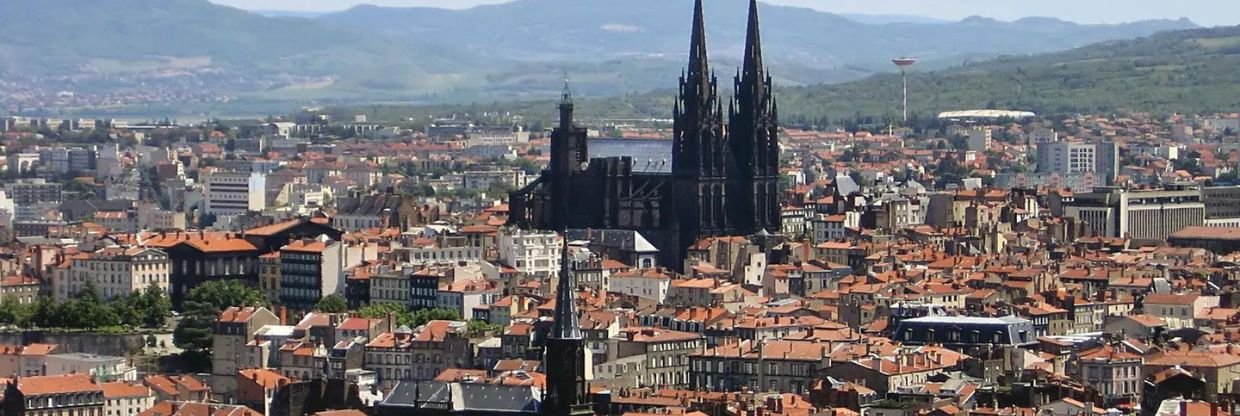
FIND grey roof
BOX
[903,315,1030,325]
[453,383,541,414]
[894,315,1037,346]
[588,138,672,174]
[565,229,659,253]
[835,175,860,196]
[338,193,406,216]
[381,381,451,408]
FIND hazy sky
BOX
[211,0,1240,26]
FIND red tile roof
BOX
[102,382,151,399]
[16,373,100,395]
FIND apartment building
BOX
[1,373,105,416]
[202,170,266,217]
[279,237,344,311]
[364,320,472,390]
[608,327,704,388]
[211,307,279,401]
[61,247,170,301]
[1076,344,1142,406]
[497,228,561,280]
[436,280,499,320]
[690,340,830,394]
[101,382,156,416]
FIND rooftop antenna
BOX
[892,57,917,123]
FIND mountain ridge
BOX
[339,25,1240,125]
[0,0,1202,114]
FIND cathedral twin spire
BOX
[673,0,727,179]
[675,0,780,235]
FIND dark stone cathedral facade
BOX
[510,0,781,271]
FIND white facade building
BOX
[204,170,267,217]
[497,228,561,280]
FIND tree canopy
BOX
[174,280,268,354]
[315,294,349,313]
[0,283,171,330]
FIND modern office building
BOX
[1063,183,1205,242]
[1036,140,1119,185]
[203,170,266,217]
[1202,185,1240,227]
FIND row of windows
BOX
[280,287,321,300]
[282,263,321,273]
[693,375,805,394]
[690,359,814,376]
[76,261,166,272]
[282,275,322,287]
[177,259,253,276]
[649,340,701,353]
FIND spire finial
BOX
[561,70,573,104]
[558,71,575,130]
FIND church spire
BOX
[542,237,591,416]
[694,0,714,78]
[558,74,574,131]
[674,0,724,177]
[687,0,710,90]
[550,239,581,340]
[741,0,765,90]
[727,0,780,235]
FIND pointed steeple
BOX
[558,74,574,130]
[687,0,710,89]
[741,0,765,89]
[674,0,724,177]
[727,0,780,235]
[550,239,581,340]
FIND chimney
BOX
[279,306,288,325]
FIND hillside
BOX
[0,0,1200,114]
[771,25,1240,121]
[318,0,1196,94]
[0,0,483,101]
[330,26,1240,125]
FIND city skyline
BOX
[210,0,1240,27]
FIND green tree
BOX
[0,297,33,326]
[315,294,349,313]
[110,293,144,328]
[174,281,267,354]
[141,286,173,328]
[173,301,217,353]
[410,308,462,326]
[466,319,502,337]
[357,303,415,327]
[184,280,267,310]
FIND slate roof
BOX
[337,193,406,217]
[565,229,659,253]
[452,383,541,414]
[588,138,672,174]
